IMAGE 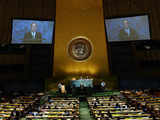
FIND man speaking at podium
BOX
[118,20,139,41]
[23,22,42,43]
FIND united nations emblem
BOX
[68,37,92,61]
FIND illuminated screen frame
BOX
[10,18,55,45]
[104,14,152,43]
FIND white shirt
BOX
[124,28,130,36]
[32,32,36,38]
[58,83,62,89]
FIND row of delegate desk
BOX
[123,90,160,120]
[0,94,41,120]
[25,97,80,120]
[88,95,154,120]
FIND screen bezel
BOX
[10,17,55,45]
[104,14,152,43]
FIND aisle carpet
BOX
[79,101,94,120]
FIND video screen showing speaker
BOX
[105,15,151,42]
[11,19,54,44]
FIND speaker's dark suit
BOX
[118,28,139,41]
[24,32,42,42]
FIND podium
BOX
[23,39,42,43]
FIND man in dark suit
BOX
[118,20,139,41]
[24,22,42,42]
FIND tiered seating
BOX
[0,93,41,120]
[25,97,80,120]
[123,90,160,120]
[88,95,153,120]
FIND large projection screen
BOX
[105,15,151,42]
[11,19,54,44]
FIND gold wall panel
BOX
[54,0,109,77]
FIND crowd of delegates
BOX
[88,94,154,120]
[0,91,42,120]
[122,90,160,120]
[0,90,80,120]
[1,89,160,120]
[25,97,80,120]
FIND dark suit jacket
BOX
[24,32,42,42]
[118,28,139,41]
